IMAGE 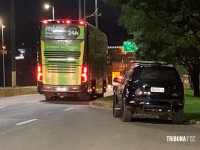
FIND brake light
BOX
[42,20,48,24]
[81,66,88,82]
[66,20,71,24]
[37,65,43,81]
[79,20,85,25]
[41,19,84,25]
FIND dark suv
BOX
[113,61,184,124]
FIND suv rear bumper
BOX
[128,98,184,116]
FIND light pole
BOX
[1,21,6,87]
[11,0,16,86]
[44,3,55,20]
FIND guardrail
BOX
[0,86,38,97]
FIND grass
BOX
[98,96,113,105]
[184,88,200,120]
[99,88,200,120]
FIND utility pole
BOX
[1,23,6,87]
[95,0,98,28]
[83,0,86,19]
[11,0,16,86]
[79,0,81,20]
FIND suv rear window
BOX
[135,66,181,82]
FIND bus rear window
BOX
[139,66,180,81]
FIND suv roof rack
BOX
[132,60,173,67]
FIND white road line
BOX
[64,107,74,112]
[16,119,38,126]
[25,101,38,104]
[0,106,6,109]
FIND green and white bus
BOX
[37,19,108,100]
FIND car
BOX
[113,61,184,124]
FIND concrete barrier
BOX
[0,86,38,97]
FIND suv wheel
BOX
[113,95,121,118]
[172,109,183,124]
[121,99,132,122]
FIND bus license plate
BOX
[150,87,164,93]
[56,87,68,92]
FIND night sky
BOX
[0,0,128,86]
[0,0,128,48]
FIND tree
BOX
[105,0,200,97]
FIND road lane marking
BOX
[25,101,38,104]
[0,106,6,109]
[64,107,74,111]
[16,119,38,126]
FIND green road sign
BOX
[123,41,138,52]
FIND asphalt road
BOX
[0,94,200,150]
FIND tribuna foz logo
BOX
[166,136,195,142]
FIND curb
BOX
[90,100,112,110]
[189,120,200,125]
[91,100,200,126]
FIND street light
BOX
[0,20,6,87]
[44,3,55,20]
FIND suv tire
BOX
[113,95,121,118]
[172,109,183,124]
[121,99,132,122]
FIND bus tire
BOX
[44,93,53,101]
[78,93,91,101]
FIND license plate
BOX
[55,87,68,92]
[150,87,164,93]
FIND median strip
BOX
[16,119,38,126]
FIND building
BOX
[107,46,135,84]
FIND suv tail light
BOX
[37,65,43,81]
[81,66,88,82]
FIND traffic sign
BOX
[0,50,7,54]
[123,41,138,52]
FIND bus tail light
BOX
[79,20,85,25]
[37,65,43,81]
[81,66,88,82]
[41,20,48,24]
[66,20,71,24]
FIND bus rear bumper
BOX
[37,82,88,95]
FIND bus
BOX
[37,19,108,100]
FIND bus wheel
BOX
[44,93,53,100]
[78,93,91,101]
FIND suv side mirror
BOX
[113,76,124,84]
